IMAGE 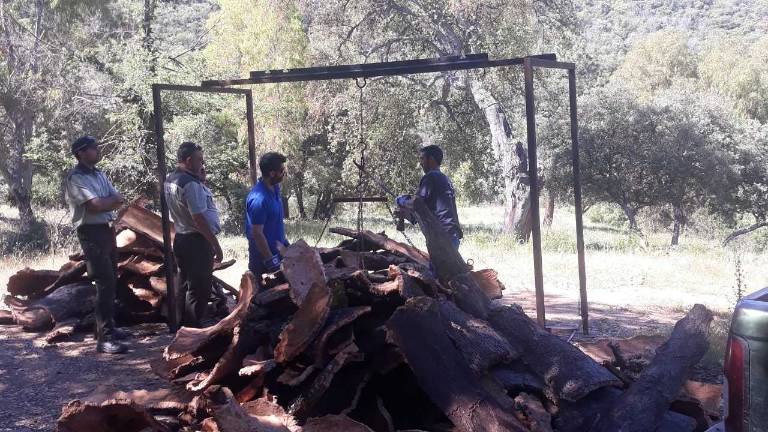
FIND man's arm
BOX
[68,174,124,214]
[250,225,274,262]
[185,181,223,262]
[83,194,124,213]
[192,213,223,262]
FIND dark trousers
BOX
[173,232,214,328]
[76,224,118,341]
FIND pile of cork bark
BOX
[0,203,236,344]
[16,199,718,432]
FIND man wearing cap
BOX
[245,152,289,282]
[65,135,127,354]
[164,142,222,328]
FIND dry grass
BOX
[3,202,765,317]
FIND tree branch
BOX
[723,220,768,246]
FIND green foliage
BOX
[587,204,627,228]
[699,36,768,123]
[613,30,698,98]
[2,0,768,250]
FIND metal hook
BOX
[355,77,367,89]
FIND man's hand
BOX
[395,194,412,208]
[113,192,125,205]
[213,242,223,263]
[263,254,282,273]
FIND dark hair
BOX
[420,145,443,165]
[259,152,287,176]
[71,135,97,157]
[177,141,202,163]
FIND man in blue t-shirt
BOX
[397,145,463,248]
[245,152,289,279]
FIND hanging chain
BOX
[355,78,368,266]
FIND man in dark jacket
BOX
[397,145,463,248]
[164,142,222,328]
[65,136,127,354]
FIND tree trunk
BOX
[467,76,532,241]
[671,205,684,246]
[591,304,713,432]
[543,188,555,228]
[7,116,37,233]
[282,194,291,219]
[295,175,307,219]
[620,204,638,231]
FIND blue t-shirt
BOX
[245,180,288,269]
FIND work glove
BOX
[395,194,412,207]
[263,254,282,273]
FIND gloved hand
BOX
[395,194,412,207]
[263,254,282,273]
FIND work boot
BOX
[97,339,128,354]
[111,327,130,340]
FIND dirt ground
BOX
[0,323,173,431]
[0,290,724,430]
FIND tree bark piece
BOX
[202,386,294,432]
[85,387,193,413]
[682,380,722,417]
[39,261,89,299]
[44,318,80,344]
[7,268,60,297]
[280,240,326,306]
[311,306,371,366]
[118,255,163,276]
[304,415,374,432]
[0,309,14,325]
[470,269,505,300]
[370,267,425,299]
[513,393,552,432]
[488,303,620,402]
[188,325,247,392]
[14,282,96,330]
[274,281,331,364]
[590,304,713,432]
[329,227,430,267]
[241,397,300,431]
[115,228,161,256]
[448,272,491,319]
[386,297,527,432]
[56,399,170,432]
[288,342,363,421]
[490,363,546,394]
[214,259,237,272]
[239,358,276,378]
[115,201,175,246]
[164,273,255,360]
[437,300,519,374]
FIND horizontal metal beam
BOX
[200,53,560,86]
[152,84,252,95]
[527,58,576,70]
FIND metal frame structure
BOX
[151,84,257,331]
[152,52,590,334]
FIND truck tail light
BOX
[724,335,748,432]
